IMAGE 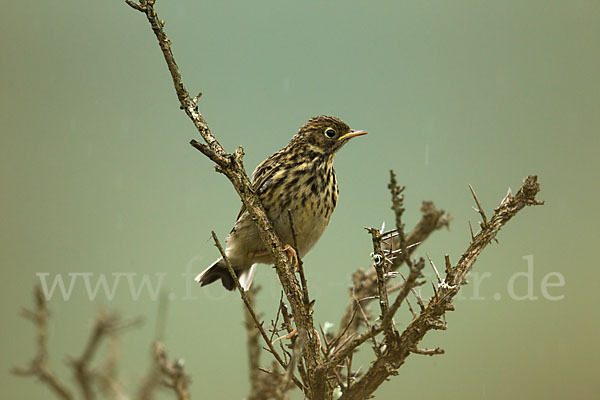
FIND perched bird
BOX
[195,116,367,290]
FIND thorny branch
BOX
[324,173,429,381]
[337,175,543,400]
[335,200,451,341]
[367,227,394,344]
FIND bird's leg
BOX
[283,244,299,272]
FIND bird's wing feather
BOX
[235,150,284,220]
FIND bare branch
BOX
[125,0,145,12]
[388,170,411,269]
[12,287,74,400]
[71,311,143,400]
[153,342,191,400]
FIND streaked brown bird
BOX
[195,116,367,290]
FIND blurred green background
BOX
[1,0,598,399]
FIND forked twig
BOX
[12,287,74,400]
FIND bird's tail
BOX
[195,259,257,291]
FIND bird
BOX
[195,116,367,291]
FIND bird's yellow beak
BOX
[338,130,368,141]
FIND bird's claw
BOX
[272,327,322,348]
[283,244,299,272]
[273,328,298,344]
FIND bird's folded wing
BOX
[235,150,284,221]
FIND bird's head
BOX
[292,116,367,156]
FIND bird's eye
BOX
[324,128,336,138]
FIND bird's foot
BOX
[272,327,322,348]
[283,244,299,272]
[273,328,298,344]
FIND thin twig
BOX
[288,209,310,307]
[469,184,488,227]
[404,297,417,319]
[351,292,380,357]
[326,326,382,371]
[426,255,442,284]
[468,220,476,242]
[269,291,285,342]
[397,272,425,313]
[211,231,304,392]
[244,286,264,399]
[411,347,445,356]
[381,259,425,330]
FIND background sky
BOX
[1,1,599,399]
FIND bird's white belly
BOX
[285,204,331,258]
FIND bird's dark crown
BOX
[289,116,353,155]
